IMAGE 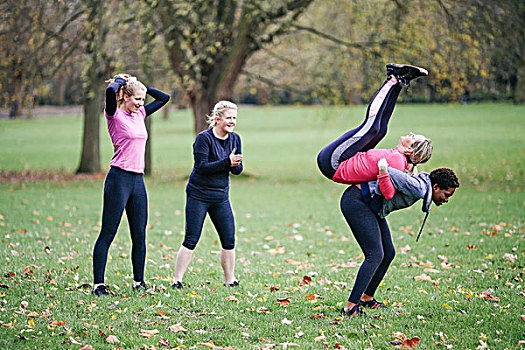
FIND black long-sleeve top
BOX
[105,77,170,117]
[186,128,243,202]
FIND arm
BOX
[387,167,428,199]
[105,77,126,117]
[193,135,231,175]
[144,87,170,117]
[378,158,395,199]
[230,135,243,175]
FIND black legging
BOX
[182,196,235,250]
[340,186,395,303]
[93,167,148,284]
[317,78,402,179]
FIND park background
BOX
[1,1,524,349]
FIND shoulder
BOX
[195,129,213,143]
[139,106,146,119]
[231,132,241,141]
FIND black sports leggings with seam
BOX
[93,167,148,284]
[340,186,395,303]
[317,78,402,179]
[182,196,235,250]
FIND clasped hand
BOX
[230,148,243,166]
[378,158,389,174]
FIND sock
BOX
[133,280,143,288]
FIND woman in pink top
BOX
[92,74,169,296]
[317,64,433,185]
[317,64,434,317]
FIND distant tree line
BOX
[1,0,523,173]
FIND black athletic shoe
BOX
[224,281,239,287]
[359,298,388,309]
[386,63,428,88]
[132,281,149,292]
[92,285,109,296]
[340,304,367,317]
[171,281,184,289]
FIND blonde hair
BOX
[409,138,433,165]
[105,74,146,107]
[206,100,238,128]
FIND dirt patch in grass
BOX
[0,170,105,183]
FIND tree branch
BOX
[240,69,308,94]
[291,24,392,49]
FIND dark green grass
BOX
[0,103,524,349]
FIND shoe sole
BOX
[387,63,428,76]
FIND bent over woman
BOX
[171,101,243,289]
[92,74,169,296]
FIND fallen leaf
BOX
[299,275,312,286]
[285,259,304,265]
[305,294,322,301]
[281,318,293,325]
[267,246,285,255]
[402,336,420,348]
[225,295,239,303]
[140,329,159,337]
[168,323,187,332]
[277,297,291,307]
[314,332,326,342]
[106,335,120,344]
[413,274,437,284]
[479,289,500,302]
[79,346,95,350]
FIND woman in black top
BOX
[172,101,243,288]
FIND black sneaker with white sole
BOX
[386,63,428,88]
[92,285,109,296]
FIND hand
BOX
[378,158,388,174]
[229,148,242,166]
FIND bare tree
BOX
[144,0,314,134]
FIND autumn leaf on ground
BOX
[269,285,279,292]
[27,311,39,318]
[79,346,95,350]
[49,320,66,327]
[140,329,159,337]
[23,265,40,275]
[106,335,119,344]
[402,336,420,348]
[314,331,326,342]
[310,314,329,320]
[479,289,500,302]
[305,294,322,301]
[281,318,293,325]
[285,259,304,265]
[398,245,411,252]
[413,273,437,284]
[299,275,312,286]
[267,246,285,254]
[168,323,187,332]
[225,295,239,303]
[277,297,291,307]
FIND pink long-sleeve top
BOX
[332,147,408,199]
[105,107,148,174]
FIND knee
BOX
[365,248,384,267]
[383,247,395,264]
[182,240,197,251]
[221,241,235,250]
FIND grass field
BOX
[0,103,524,349]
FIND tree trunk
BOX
[189,89,213,135]
[76,1,108,174]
